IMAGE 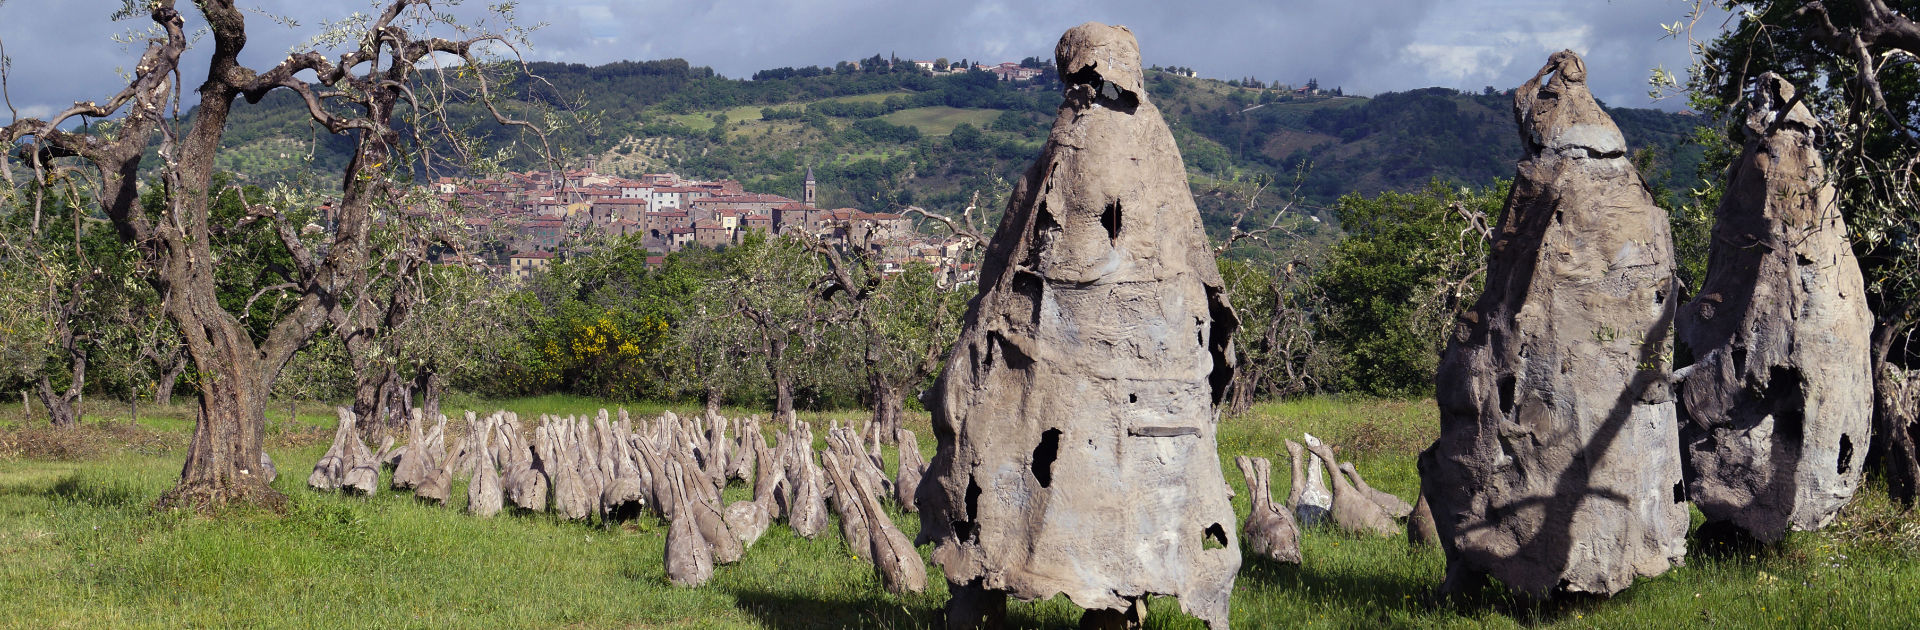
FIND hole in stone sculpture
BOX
[1731,348,1748,373]
[1012,271,1044,325]
[1034,200,1060,235]
[1102,200,1123,242]
[1673,482,1685,504]
[1128,393,1138,404]
[990,331,1034,370]
[1498,375,1517,416]
[955,474,982,543]
[1202,522,1229,550]
[1766,365,1806,442]
[1204,286,1237,406]
[1032,428,1061,488]
[1839,433,1855,475]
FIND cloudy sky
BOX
[0,0,1725,121]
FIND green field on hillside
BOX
[669,92,918,132]
[879,107,1004,136]
[3,396,1916,628]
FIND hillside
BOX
[211,58,1707,236]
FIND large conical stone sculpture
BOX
[916,22,1241,629]
[1676,73,1872,542]
[1418,51,1688,598]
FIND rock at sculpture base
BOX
[1675,73,1873,543]
[1419,50,1687,598]
[916,22,1240,628]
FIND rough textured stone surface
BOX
[1419,50,1688,598]
[895,429,927,512]
[1675,74,1873,543]
[853,471,928,594]
[1339,461,1413,518]
[1286,438,1332,527]
[664,459,715,587]
[1408,494,1439,546]
[308,410,355,491]
[499,413,550,513]
[468,415,505,518]
[916,22,1240,628]
[822,449,875,563]
[786,424,831,539]
[1234,456,1302,564]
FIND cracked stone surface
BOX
[916,22,1240,628]
[1676,73,1873,543]
[1419,50,1688,598]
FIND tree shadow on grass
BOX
[729,589,940,630]
[1236,548,1607,626]
[728,583,1131,629]
[0,473,148,509]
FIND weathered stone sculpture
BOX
[1407,494,1439,546]
[821,448,874,563]
[1420,50,1688,598]
[1286,438,1332,527]
[664,459,714,587]
[468,416,505,518]
[894,429,926,512]
[1305,437,1397,537]
[1338,461,1413,518]
[853,471,928,595]
[786,424,831,539]
[1235,456,1302,564]
[916,22,1241,628]
[1675,73,1873,542]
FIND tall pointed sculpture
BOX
[1419,51,1688,598]
[1676,73,1872,542]
[916,22,1242,629]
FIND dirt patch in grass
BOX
[0,422,184,460]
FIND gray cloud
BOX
[0,0,1719,121]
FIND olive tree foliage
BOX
[0,176,141,428]
[1664,0,1920,500]
[0,0,549,510]
[670,279,757,418]
[1210,176,1339,412]
[811,240,968,442]
[724,233,831,420]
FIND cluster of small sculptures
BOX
[301,20,1876,629]
[308,405,933,592]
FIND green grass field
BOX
[878,107,1003,136]
[3,396,1920,628]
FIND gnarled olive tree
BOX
[0,0,539,510]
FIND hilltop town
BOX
[418,163,972,283]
